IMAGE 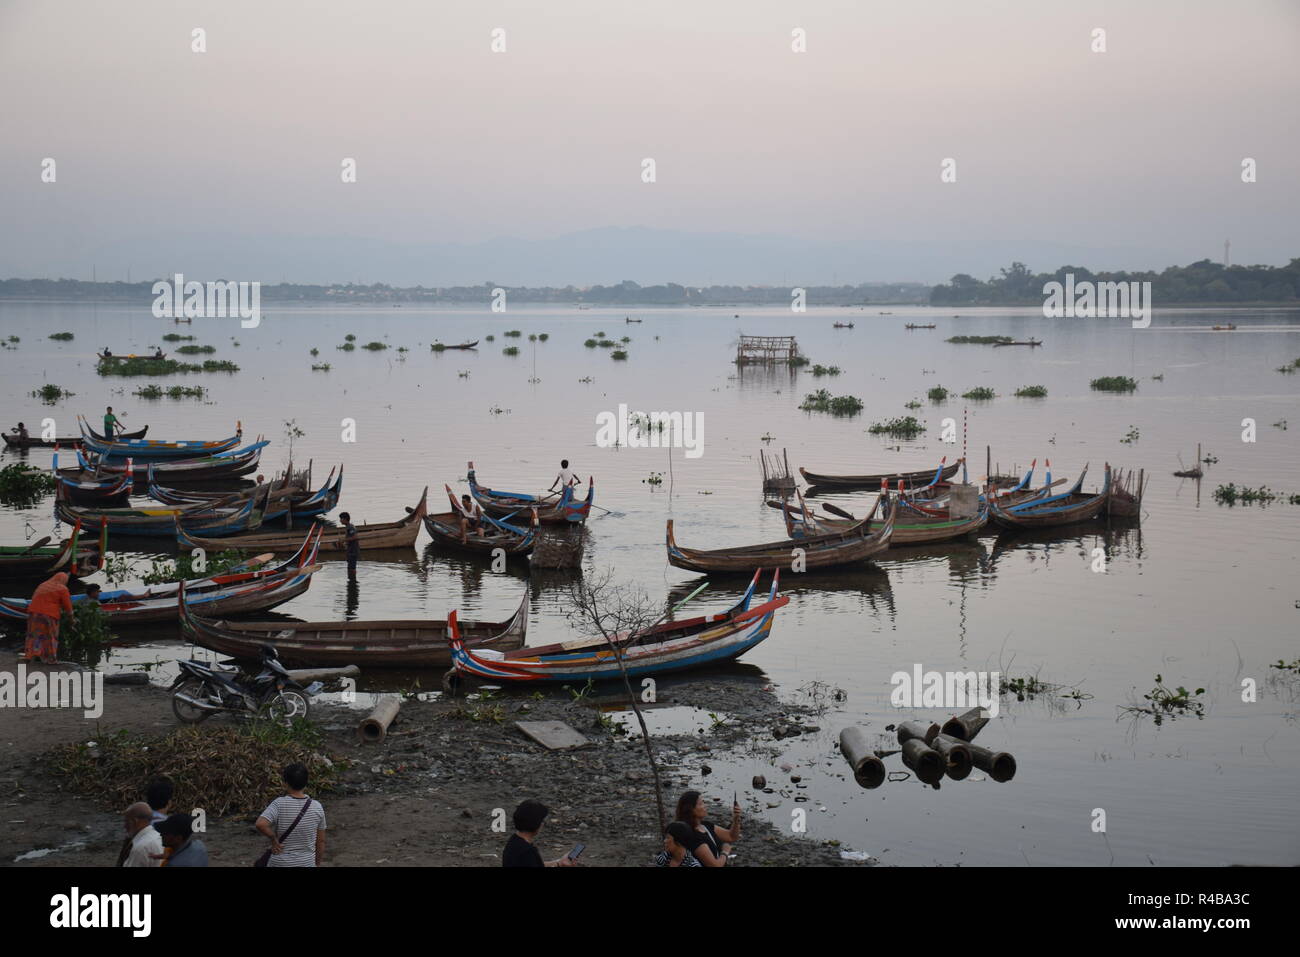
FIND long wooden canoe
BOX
[181,589,530,668]
[667,504,895,574]
[3,425,148,449]
[777,495,989,545]
[990,465,1111,529]
[467,462,594,525]
[56,490,262,538]
[431,340,479,351]
[78,417,243,460]
[150,465,343,521]
[424,485,537,555]
[53,449,134,502]
[0,528,320,625]
[65,440,268,482]
[177,487,428,553]
[449,570,787,683]
[800,458,962,490]
[0,519,105,580]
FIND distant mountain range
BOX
[6,226,1182,288]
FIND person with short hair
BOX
[103,406,121,439]
[674,790,741,867]
[338,512,359,580]
[83,583,104,603]
[255,763,326,867]
[549,459,578,493]
[12,422,28,441]
[502,799,576,867]
[154,813,208,867]
[655,822,704,867]
[146,775,174,825]
[119,802,163,867]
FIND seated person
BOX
[654,822,703,867]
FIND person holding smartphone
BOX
[674,790,741,867]
[502,799,577,867]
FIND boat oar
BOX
[19,536,52,555]
[671,581,709,612]
[821,502,857,520]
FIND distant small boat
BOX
[431,340,478,351]
[905,323,937,330]
[833,322,855,329]
[625,317,642,323]
[1212,324,1236,331]
[992,339,1042,347]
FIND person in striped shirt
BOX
[256,764,326,867]
[654,822,704,867]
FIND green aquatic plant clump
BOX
[800,389,864,417]
[961,386,996,400]
[48,332,75,341]
[1014,385,1048,397]
[175,344,216,354]
[868,416,925,438]
[0,463,57,506]
[502,345,520,356]
[31,384,74,404]
[927,386,949,402]
[1090,375,1138,392]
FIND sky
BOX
[1,0,1297,285]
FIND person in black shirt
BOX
[339,512,359,580]
[674,790,741,867]
[502,799,576,867]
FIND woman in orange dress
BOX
[24,572,73,664]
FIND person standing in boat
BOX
[548,459,579,495]
[103,406,122,439]
[339,511,359,579]
[12,422,29,441]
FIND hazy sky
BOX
[2,0,1297,284]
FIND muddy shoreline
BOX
[0,648,859,867]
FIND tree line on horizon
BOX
[929,258,1300,306]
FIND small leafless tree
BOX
[564,569,676,833]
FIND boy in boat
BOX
[12,422,29,441]
[339,512,359,579]
[548,459,578,495]
[458,494,490,543]
[103,406,121,439]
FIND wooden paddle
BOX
[821,503,857,520]
[19,536,52,555]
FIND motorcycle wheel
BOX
[172,678,213,723]
[265,690,310,726]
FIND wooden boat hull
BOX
[990,466,1111,529]
[467,464,594,525]
[78,419,243,460]
[432,340,479,350]
[181,592,530,668]
[800,460,961,490]
[56,493,261,538]
[449,571,787,683]
[666,508,894,575]
[177,487,427,553]
[150,466,342,521]
[780,501,988,544]
[423,514,535,555]
[66,441,268,482]
[3,426,147,449]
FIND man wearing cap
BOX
[154,813,208,867]
[502,799,576,867]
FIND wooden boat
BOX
[448,570,787,683]
[177,487,428,553]
[1212,324,1236,331]
[666,504,894,575]
[99,352,167,361]
[0,520,105,580]
[56,489,262,538]
[775,492,988,545]
[3,425,148,449]
[149,465,343,521]
[431,340,479,350]
[625,317,643,323]
[467,462,594,525]
[894,460,1051,517]
[65,440,268,483]
[180,589,530,669]
[832,322,855,329]
[904,323,937,329]
[990,465,1111,529]
[0,528,320,625]
[77,417,243,460]
[992,339,1042,347]
[800,458,961,490]
[53,449,133,502]
[424,486,537,555]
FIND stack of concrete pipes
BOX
[839,708,1016,788]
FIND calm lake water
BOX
[2,300,1298,866]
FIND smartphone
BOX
[568,843,585,860]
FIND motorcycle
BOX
[171,644,322,724]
